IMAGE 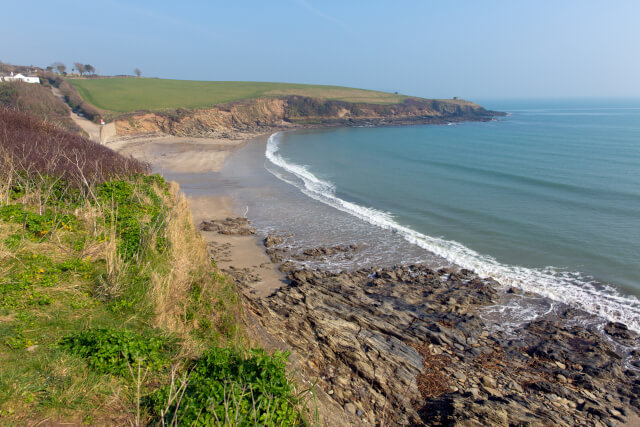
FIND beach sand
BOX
[189,195,285,297]
[109,134,254,173]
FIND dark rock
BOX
[264,234,284,248]
[292,244,361,261]
[243,257,639,425]
[604,321,633,340]
[200,217,255,235]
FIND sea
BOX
[185,98,640,333]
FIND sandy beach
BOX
[108,134,258,173]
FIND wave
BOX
[264,132,640,332]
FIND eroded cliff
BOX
[114,96,501,137]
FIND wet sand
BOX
[189,195,285,297]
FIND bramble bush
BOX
[150,347,304,426]
[59,328,174,376]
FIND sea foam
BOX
[265,132,640,332]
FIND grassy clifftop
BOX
[0,108,308,425]
[69,78,409,112]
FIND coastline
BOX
[106,132,359,424]
[107,129,640,426]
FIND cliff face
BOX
[114,96,502,137]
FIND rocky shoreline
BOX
[209,220,640,426]
[113,96,504,139]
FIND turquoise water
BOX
[265,99,640,330]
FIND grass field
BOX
[69,78,409,112]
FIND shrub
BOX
[0,81,80,132]
[0,107,149,192]
[58,80,103,121]
[59,328,173,376]
[150,348,303,426]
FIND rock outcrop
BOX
[199,217,255,235]
[241,262,640,426]
[114,96,503,138]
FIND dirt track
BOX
[51,87,101,142]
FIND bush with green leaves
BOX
[151,348,304,426]
[59,328,174,376]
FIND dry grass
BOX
[144,181,243,356]
[151,183,205,335]
[95,223,125,301]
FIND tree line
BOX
[47,62,95,76]
[48,62,142,77]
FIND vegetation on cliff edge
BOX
[0,108,309,425]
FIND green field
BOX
[69,78,408,113]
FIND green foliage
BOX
[151,348,303,426]
[183,270,240,343]
[3,312,37,349]
[59,328,173,376]
[0,156,281,423]
[0,252,92,310]
[0,203,77,239]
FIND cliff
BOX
[0,108,307,425]
[114,96,503,138]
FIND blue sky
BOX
[2,0,639,100]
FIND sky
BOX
[1,0,639,100]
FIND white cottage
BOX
[1,72,40,84]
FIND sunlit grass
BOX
[70,78,409,112]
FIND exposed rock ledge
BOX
[113,96,504,138]
[239,260,640,426]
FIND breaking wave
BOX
[265,132,640,332]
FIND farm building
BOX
[1,72,40,84]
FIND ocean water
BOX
[253,99,640,332]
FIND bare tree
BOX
[74,62,86,75]
[134,68,142,77]
[52,62,66,74]
[85,64,95,75]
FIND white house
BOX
[1,72,40,84]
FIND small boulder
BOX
[264,234,284,248]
